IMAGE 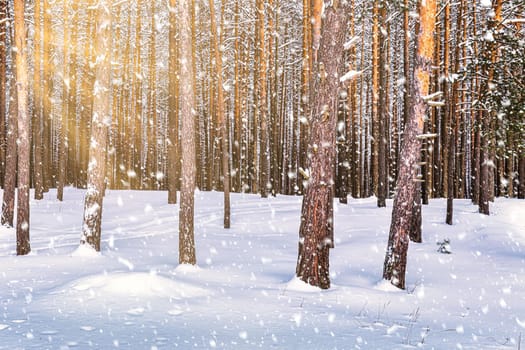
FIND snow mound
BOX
[285,276,324,293]
[69,272,209,299]
[173,263,202,275]
[70,244,102,258]
[374,279,404,293]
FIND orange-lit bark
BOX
[383,0,437,290]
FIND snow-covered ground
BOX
[1,188,524,349]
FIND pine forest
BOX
[1,0,525,292]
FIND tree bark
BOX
[1,24,17,228]
[519,155,525,199]
[296,1,349,290]
[209,0,230,228]
[178,0,196,265]
[383,0,436,290]
[14,0,31,255]
[80,0,111,251]
[377,1,388,207]
[256,0,270,198]
[0,0,7,187]
[371,0,380,200]
[479,0,502,215]
[33,0,44,200]
[167,0,179,204]
[57,0,70,202]
[42,0,54,190]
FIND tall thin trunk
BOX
[14,0,31,255]
[257,0,269,198]
[519,154,525,199]
[1,26,17,227]
[377,1,388,207]
[178,0,196,265]
[232,0,241,192]
[471,1,481,205]
[57,0,70,201]
[209,0,230,228]
[167,0,179,204]
[80,0,111,252]
[67,0,79,188]
[42,0,54,190]
[444,2,454,225]
[479,0,502,215]
[0,0,7,187]
[33,0,44,199]
[146,1,157,189]
[78,3,95,190]
[299,0,311,195]
[371,0,380,199]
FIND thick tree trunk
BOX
[14,0,31,255]
[296,1,349,290]
[80,0,111,252]
[383,0,436,290]
[178,0,196,265]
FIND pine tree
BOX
[14,0,31,255]
[80,0,111,251]
[178,0,197,265]
[296,0,350,290]
[383,0,437,290]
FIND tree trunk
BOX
[178,0,196,265]
[383,0,436,290]
[80,0,111,252]
[299,0,311,195]
[479,0,502,215]
[256,0,269,198]
[78,3,95,190]
[167,0,179,204]
[232,0,241,192]
[519,154,525,199]
[42,0,54,190]
[14,0,31,255]
[444,2,454,225]
[209,0,230,228]
[57,0,70,202]
[377,1,388,207]
[0,0,7,187]
[296,1,350,290]
[1,25,17,227]
[32,0,44,200]
[371,0,380,200]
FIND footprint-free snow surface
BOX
[1,188,524,349]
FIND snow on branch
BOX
[343,36,360,51]
[422,91,443,101]
[340,70,362,83]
